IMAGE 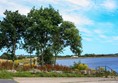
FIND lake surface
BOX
[56,57,118,72]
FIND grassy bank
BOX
[0,59,117,79]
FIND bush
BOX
[36,64,72,72]
[78,64,88,70]
[0,61,19,70]
[72,62,88,70]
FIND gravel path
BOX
[14,77,118,83]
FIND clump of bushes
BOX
[72,62,88,70]
[0,60,71,72]
[0,61,19,70]
[36,64,72,72]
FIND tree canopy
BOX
[60,21,82,56]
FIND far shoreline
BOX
[57,56,118,60]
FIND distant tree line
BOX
[83,53,118,57]
[0,53,36,60]
[0,5,82,67]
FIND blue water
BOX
[56,57,118,72]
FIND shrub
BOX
[36,64,72,72]
[78,64,88,70]
[72,62,88,70]
[0,61,19,70]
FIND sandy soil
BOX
[14,77,118,83]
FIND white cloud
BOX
[79,27,92,36]
[83,37,92,41]
[104,36,118,43]
[94,29,108,40]
[99,35,107,39]
[27,0,59,4]
[0,0,30,17]
[62,13,93,25]
[94,29,103,34]
[62,13,94,42]
[112,36,118,40]
[63,0,97,13]
[66,0,92,8]
[93,22,115,35]
[102,0,117,11]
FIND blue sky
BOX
[0,0,118,55]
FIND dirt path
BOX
[14,77,118,83]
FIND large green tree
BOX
[24,6,82,65]
[23,6,63,65]
[0,10,27,68]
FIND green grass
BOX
[0,70,13,79]
[0,70,96,79]
[13,71,89,77]
[13,71,33,77]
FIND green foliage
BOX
[60,21,82,56]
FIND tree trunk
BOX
[12,42,16,70]
[54,53,57,66]
[41,53,44,66]
[40,49,44,66]
[30,53,32,68]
